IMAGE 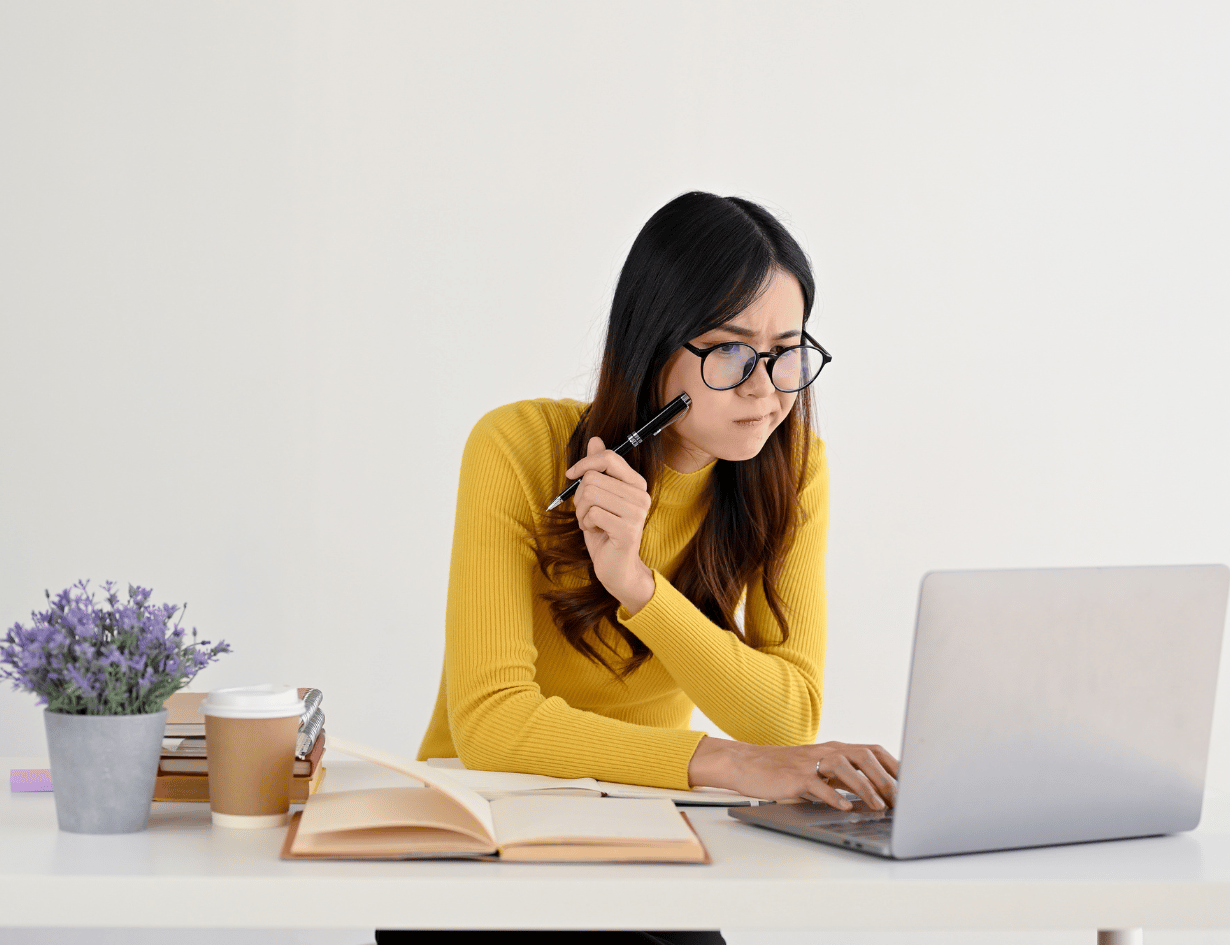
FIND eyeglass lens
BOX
[703,343,821,392]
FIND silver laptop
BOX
[730,564,1229,859]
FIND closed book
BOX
[166,691,208,723]
[164,691,208,737]
[153,764,326,803]
[162,687,320,739]
[281,737,709,864]
[160,730,325,777]
[164,722,206,737]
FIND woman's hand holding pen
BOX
[567,436,656,615]
[687,736,900,810]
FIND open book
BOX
[280,736,709,863]
[424,757,768,805]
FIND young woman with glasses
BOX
[402,194,897,942]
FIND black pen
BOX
[546,393,692,511]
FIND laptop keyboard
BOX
[813,817,894,843]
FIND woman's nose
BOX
[740,357,775,395]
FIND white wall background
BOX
[2,2,1229,941]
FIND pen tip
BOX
[546,498,561,511]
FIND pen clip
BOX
[650,393,691,437]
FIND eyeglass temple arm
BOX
[803,331,832,362]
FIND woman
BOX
[390,192,897,944]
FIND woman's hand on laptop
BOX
[688,736,899,811]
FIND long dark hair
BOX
[534,191,817,677]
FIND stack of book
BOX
[153,688,327,803]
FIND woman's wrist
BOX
[614,562,656,617]
[687,734,742,789]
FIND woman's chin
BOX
[680,422,777,465]
[715,435,773,463]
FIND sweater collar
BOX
[653,459,715,511]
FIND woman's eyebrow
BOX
[711,325,801,341]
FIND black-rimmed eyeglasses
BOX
[682,331,832,393]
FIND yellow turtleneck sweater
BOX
[417,398,829,790]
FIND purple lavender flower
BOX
[0,581,231,716]
[64,664,95,700]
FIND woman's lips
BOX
[734,414,771,425]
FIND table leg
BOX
[1097,931,1143,945]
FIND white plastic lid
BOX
[199,684,305,720]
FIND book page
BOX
[489,795,697,848]
[325,735,496,842]
[292,824,491,858]
[426,757,765,806]
[422,763,604,798]
[295,786,494,853]
[162,736,207,756]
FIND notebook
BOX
[731,564,1229,859]
[424,757,769,805]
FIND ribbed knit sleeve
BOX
[617,438,828,746]
[441,403,705,790]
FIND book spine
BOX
[161,731,324,776]
[159,758,316,777]
[153,768,324,804]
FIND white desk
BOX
[3,755,1229,939]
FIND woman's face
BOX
[658,267,806,473]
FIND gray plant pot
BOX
[44,709,167,834]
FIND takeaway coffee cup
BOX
[200,684,305,828]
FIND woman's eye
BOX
[716,343,742,355]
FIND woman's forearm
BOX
[620,574,823,745]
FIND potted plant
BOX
[1,580,230,833]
